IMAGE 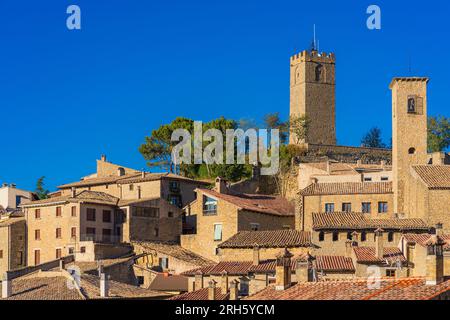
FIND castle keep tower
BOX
[289,50,336,145]
[390,77,429,215]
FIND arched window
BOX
[319,231,325,242]
[315,64,323,82]
[408,147,416,155]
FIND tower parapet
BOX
[290,50,336,65]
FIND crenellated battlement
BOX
[290,50,335,64]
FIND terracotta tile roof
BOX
[412,165,450,189]
[168,287,229,300]
[315,256,355,272]
[59,172,209,189]
[305,162,359,175]
[300,182,392,196]
[402,233,450,250]
[132,241,214,267]
[218,230,311,249]
[149,274,188,292]
[80,274,170,299]
[1,276,84,300]
[118,197,161,207]
[353,247,407,265]
[246,277,450,300]
[312,212,429,231]
[198,189,294,216]
[21,190,119,207]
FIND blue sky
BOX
[1,0,449,192]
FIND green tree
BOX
[361,127,386,148]
[428,116,450,152]
[289,115,310,144]
[263,112,289,144]
[35,176,49,200]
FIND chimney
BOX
[215,177,228,194]
[380,160,386,169]
[435,223,444,237]
[375,228,384,259]
[194,271,204,290]
[2,273,11,298]
[100,154,107,162]
[253,245,260,266]
[208,280,217,300]
[10,184,16,189]
[295,253,314,283]
[141,171,146,179]
[345,240,353,258]
[220,271,229,295]
[71,187,76,198]
[229,279,239,300]
[275,248,293,291]
[351,231,359,243]
[252,162,261,180]
[425,235,445,285]
[100,273,109,298]
[326,160,331,174]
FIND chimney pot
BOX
[194,271,204,290]
[100,273,109,298]
[253,245,260,266]
[275,248,293,290]
[215,177,228,194]
[220,271,229,295]
[101,155,107,162]
[229,280,239,300]
[208,280,217,300]
[71,187,76,198]
[2,273,11,298]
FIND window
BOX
[154,227,159,237]
[347,232,353,240]
[86,227,96,240]
[68,247,74,254]
[332,232,339,242]
[137,276,145,286]
[86,208,96,221]
[315,64,323,82]
[0,250,3,259]
[203,196,218,215]
[102,210,112,223]
[102,229,112,242]
[35,229,41,240]
[364,177,372,182]
[342,203,352,212]
[169,181,180,192]
[80,246,86,253]
[381,177,389,181]
[17,251,23,265]
[34,250,40,265]
[35,209,41,219]
[56,228,62,239]
[378,202,388,213]
[388,232,394,242]
[386,269,396,277]
[250,223,260,231]
[159,257,169,269]
[56,248,62,259]
[214,224,223,241]
[71,227,77,239]
[408,147,416,155]
[362,202,371,214]
[129,184,134,191]
[319,231,325,242]
[407,97,416,113]
[16,195,21,207]
[133,207,159,218]
[169,195,182,208]
[325,203,335,213]
[361,231,367,242]
[168,211,174,218]
[71,206,77,217]
[56,206,62,217]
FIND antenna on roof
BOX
[310,24,317,51]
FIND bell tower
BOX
[390,77,429,215]
[289,49,336,145]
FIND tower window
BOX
[408,147,416,154]
[315,64,323,82]
[407,97,416,113]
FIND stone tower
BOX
[289,49,336,145]
[390,77,429,215]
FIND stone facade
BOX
[289,50,336,145]
[0,217,26,274]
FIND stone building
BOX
[0,215,26,275]
[289,49,336,145]
[181,178,295,261]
